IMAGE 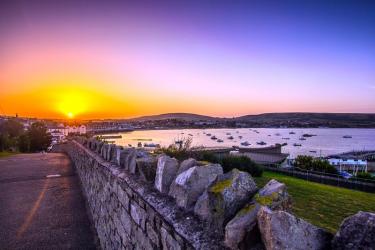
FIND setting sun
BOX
[57,91,88,119]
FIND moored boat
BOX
[257,141,267,145]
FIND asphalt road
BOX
[0,153,98,250]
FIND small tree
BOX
[294,155,337,174]
[0,119,24,138]
[157,137,193,160]
[0,119,24,151]
[294,155,314,170]
[18,133,30,152]
[28,122,52,152]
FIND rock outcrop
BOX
[257,206,333,250]
[135,156,158,182]
[154,155,179,194]
[119,148,136,172]
[224,202,261,250]
[169,164,223,210]
[255,179,292,212]
[177,158,198,175]
[332,211,375,250]
[194,169,258,230]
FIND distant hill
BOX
[130,113,219,121]
[128,112,375,127]
[236,112,375,127]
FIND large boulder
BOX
[257,206,333,250]
[225,202,262,250]
[154,155,179,194]
[254,179,292,212]
[119,148,136,172]
[177,158,198,175]
[169,164,223,210]
[332,211,375,250]
[194,169,258,229]
[135,156,158,182]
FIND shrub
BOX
[294,155,314,169]
[220,155,263,177]
[157,137,193,161]
[198,151,221,164]
[294,155,337,174]
[356,172,375,181]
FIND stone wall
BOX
[56,138,375,250]
[58,140,224,250]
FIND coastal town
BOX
[1,114,374,182]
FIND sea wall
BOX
[57,140,223,250]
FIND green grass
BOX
[0,151,17,158]
[254,171,375,233]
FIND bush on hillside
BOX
[294,155,337,174]
[157,137,193,161]
[355,172,375,181]
[220,155,263,177]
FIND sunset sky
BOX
[0,1,374,119]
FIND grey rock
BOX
[115,146,122,165]
[135,156,158,182]
[101,144,109,159]
[255,179,292,212]
[257,206,332,250]
[119,148,136,172]
[194,169,258,229]
[154,155,179,194]
[177,158,197,175]
[225,202,261,250]
[109,145,119,164]
[332,211,375,250]
[136,150,150,158]
[96,141,104,154]
[169,164,223,210]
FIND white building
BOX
[328,158,368,174]
[48,124,86,142]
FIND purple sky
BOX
[0,1,374,118]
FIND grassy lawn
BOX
[254,171,375,233]
[0,152,16,158]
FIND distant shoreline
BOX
[95,126,375,135]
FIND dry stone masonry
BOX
[56,137,375,250]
